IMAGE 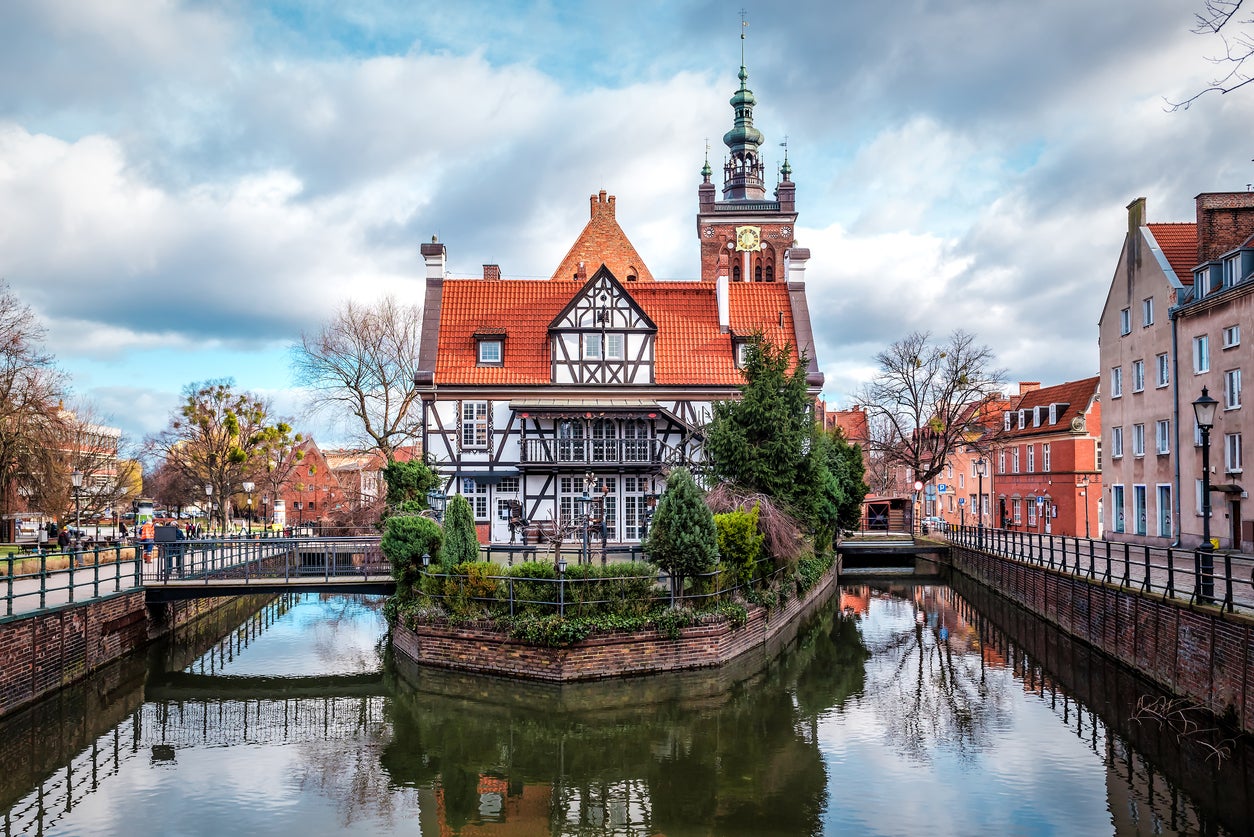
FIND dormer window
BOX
[474,332,506,366]
[733,338,751,369]
[1018,409,1027,428]
[1003,412,1012,432]
[1048,403,1058,425]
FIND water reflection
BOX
[0,586,1248,836]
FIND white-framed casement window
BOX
[733,339,750,369]
[1111,366,1123,398]
[1225,368,1242,409]
[1133,485,1147,535]
[1142,297,1154,326]
[1027,445,1035,473]
[1155,419,1170,454]
[1132,423,1145,456]
[461,478,489,520]
[1225,432,1243,473]
[1195,478,1206,516]
[605,333,625,360]
[1003,412,1013,431]
[1157,484,1172,537]
[476,338,504,365]
[1012,498,1022,525]
[461,401,489,448]
[1132,359,1145,392]
[1112,484,1125,533]
[1194,334,1210,373]
[1042,443,1051,471]
[1111,426,1124,458]
[583,333,602,359]
[998,450,1006,473]
[1120,307,1131,335]
[1156,352,1170,388]
[1223,324,1241,348]
[1011,448,1020,473]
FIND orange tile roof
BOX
[1148,223,1197,285]
[435,279,796,386]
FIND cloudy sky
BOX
[1,0,1251,447]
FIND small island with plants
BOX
[383,340,867,681]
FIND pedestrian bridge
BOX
[142,536,395,602]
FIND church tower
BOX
[696,32,799,284]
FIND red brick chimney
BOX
[1196,192,1254,263]
[483,264,501,281]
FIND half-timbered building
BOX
[415,61,824,544]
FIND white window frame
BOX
[1156,353,1169,388]
[583,333,602,360]
[1120,307,1131,335]
[1132,359,1145,393]
[1223,324,1241,348]
[461,401,489,449]
[1194,335,1210,374]
[1012,498,1022,525]
[1225,368,1242,409]
[1027,445,1035,473]
[1156,484,1172,538]
[461,478,489,521]
[1225,432,1243,474]
[1042,443,1051,471]
[1011,448,1020,474]
[1142,297,1154,326]
[1195,478,1205,517]
[1111,366,1123,398]
[998,450,1006,474]
[1155,419,1170,454]
[477,338,503,365]
[1132,423,1145,457]
[1003,412,1012,431]
[605,333,624,360]
[1111,426,1124,459]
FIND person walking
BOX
[139,519,155,563]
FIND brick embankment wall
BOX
[393,566,838,682]
[948,545,1254,733]
[0,591,258,719]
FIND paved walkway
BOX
[2,556,141,617]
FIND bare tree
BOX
[0,282,70,538]
[1168,0,1254,109]
[857,331,1005,487]
[291,296,423,460]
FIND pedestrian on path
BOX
[139,519,155,563]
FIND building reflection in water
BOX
[0,587,1249,836]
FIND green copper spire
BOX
[721,17,766,199]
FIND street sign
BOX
[913,481,923,491]
[958,498,966,506]
[937,484,948,493]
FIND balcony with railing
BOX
[521,437,661,467]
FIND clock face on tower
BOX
[735,225,761,251]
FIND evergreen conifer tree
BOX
[442,493,479,567]
[644,467,718,598]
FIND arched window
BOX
[754,259,763,282]
[732,263,741,282]
[765,262,775,282]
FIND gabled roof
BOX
[434,276,796,386]
[1003,376,1099,438]
[551,190,655,282]
[1147,222,1198,285]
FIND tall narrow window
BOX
[1225,368,1242,409]
[1157,484,1172,537]
[1120,308,1131,335]
[1142,297,1154,326]
[1156,353,1169,387]
[1226,432,1243,473]
[1111,427,1124,458]
[1194,335,1210,373]
[1132,423,1145,456]
[1112,485,1125,533]
[1027,445,1035,473]
[1155,419,1170,454]
[1042,443,1051,471]
[1111,366,1123,398]
[1132,359,1144,392]
[461,401,488,448]
[1133,485,1147,535]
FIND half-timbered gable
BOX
[414,59,825,545]
[549,267,657,385]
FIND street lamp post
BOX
[1193,387,1219,602]
[425,489,447,523]
[974,458,987,550]
[204,483,213,535]
[1077,477,1091,539]
[242,481,255,536]
[71,470,83,544]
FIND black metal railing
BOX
[2,544,141,617]
[939,523,1254,615]
[521,437,660,466]
[141,537,387,586]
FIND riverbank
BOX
[392,560,839,681]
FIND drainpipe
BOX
[1169,305,1182,548]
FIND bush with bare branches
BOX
[704,482,804,562]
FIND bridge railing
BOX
[2,544,141,617]
[142,536,387,585]
[938,523,1254,615]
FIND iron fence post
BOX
[68,549,75,603]
[39,552,47,610]
[1224,552,1234,612]
[5,554,13,616]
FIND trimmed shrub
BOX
[442,494,479,568]
[714,505,764,589]
[381,514,443,608]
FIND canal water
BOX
[1,581,1250,836]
